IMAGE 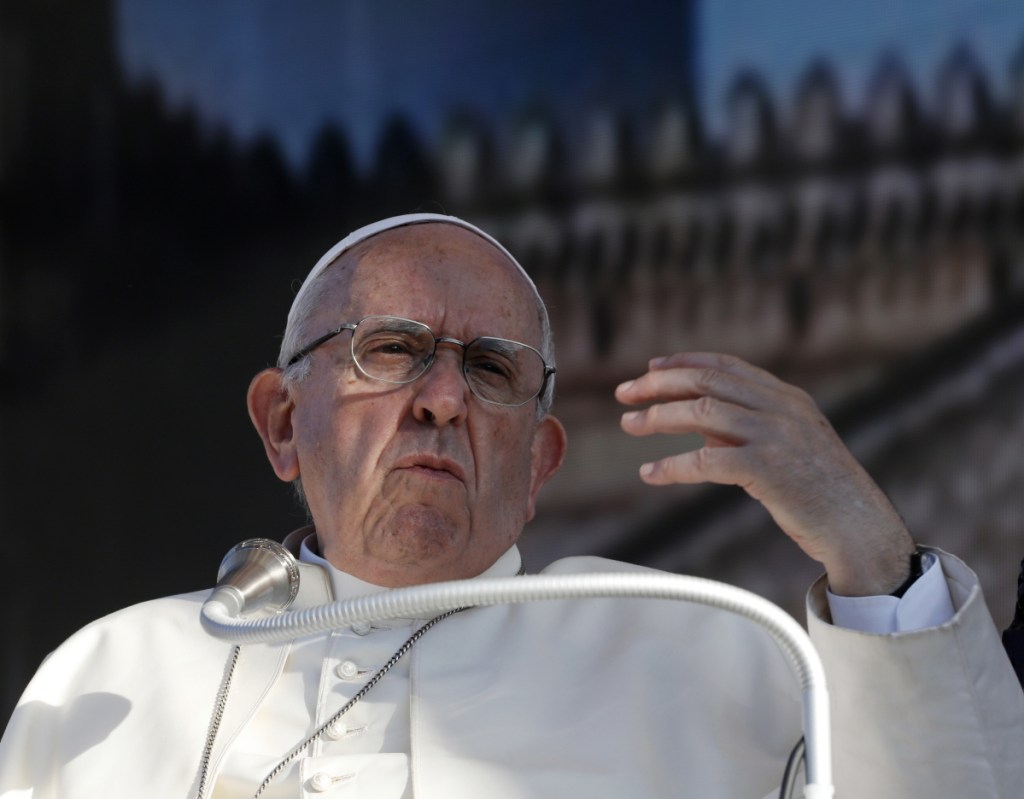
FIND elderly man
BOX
[1,213,1021,798]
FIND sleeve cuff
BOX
[826,551,956,633]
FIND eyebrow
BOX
[367,317,432,336]
[474,338,521,357]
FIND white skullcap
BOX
[285,212,541,336]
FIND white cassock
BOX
[1,529,1021,798]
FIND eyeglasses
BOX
[286,315,555,407]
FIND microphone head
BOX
[211,538,300,617]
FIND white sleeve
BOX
[825,551,956,633]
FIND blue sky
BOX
[116,0,1024,171]
[116,0,692,169]
[699,0,1024,137]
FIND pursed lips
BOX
[393,454,467,484]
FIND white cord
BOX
[202,571,833,797]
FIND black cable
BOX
[780,736,806,799]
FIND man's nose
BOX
[411,347,469,426]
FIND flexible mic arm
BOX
[201,539,833,799]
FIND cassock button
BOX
[324,719,348,740]
[336,660,361,680]
[309,771,334,793]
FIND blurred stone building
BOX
[431,45,1024,625]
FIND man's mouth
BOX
[394,454,466,483]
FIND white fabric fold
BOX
[826,551,955,634]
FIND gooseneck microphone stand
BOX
[201,539,834,799]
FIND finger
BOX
[620,395,760,444]
[617,358,798,414]
[652,352,783,387]
[638,445,751,488]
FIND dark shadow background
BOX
[3,0,1024,723]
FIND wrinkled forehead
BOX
[286,213,541,333]
[342,223,528,300]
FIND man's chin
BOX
[379,505,465,561]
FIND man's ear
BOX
[247,368,300,482]
[525,414,567,522]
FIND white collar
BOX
[298,533,524,619]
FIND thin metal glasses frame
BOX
[285,315,555,407]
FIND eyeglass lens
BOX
[351,316,546,406]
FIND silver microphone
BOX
[206,538,300,618]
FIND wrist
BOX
[824,533,918,597]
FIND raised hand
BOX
[615,352,916,596]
